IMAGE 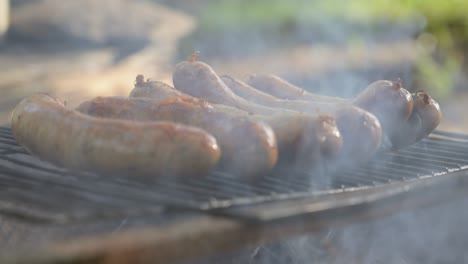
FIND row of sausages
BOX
[9,52,442,178]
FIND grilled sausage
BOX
[246,74,413,136]
[173,56,381,164]
[221,75,306,108]
[263,112,344,168]
[221,75,382,163]
[130,75,189,101]
[390,91,442,150]
[128,77,343,168]
[245,73,337,101]
[222,75,345,112]
[10,94,221,177]
[172,53,294,116]
[77,96,278,177]
[351,79,414,137]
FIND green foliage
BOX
[416,54,459,99]
[199,0,468,28]
[195,0,467,97]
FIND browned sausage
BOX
[220,75,283,106]
[415,91,442,135]
[245,73,337,101]
[76,96,278,177]
[245,74,413,139]
[221,75,345,112]
[351,79,414,137]
[221,75,382,164]
[390,91,442,150]
[130,75,189,101]
[261,112,343,168]
[10,94,221,177]
[172,53,294,116]
[173,56,381,164]
[128,77,343,168]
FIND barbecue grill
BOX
[1,125,468,264]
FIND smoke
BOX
[3,1,461,263]
[177,1,427,97]
[189,195,468,264]
[172,1,460,264]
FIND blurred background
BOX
[0,0,467,132]
[1,1,468,263]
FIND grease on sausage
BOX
[77,96,278,177]
[10,94,221,177]
[127,74,343,168]
[390,91,442,150]
[222,75,382,164]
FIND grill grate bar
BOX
[401,148,468,162]
[380,153,460,169]
[432,130,468,141]
[258,175,311,192]
[395,149,468,164]
[0,139,17,145]
[184,178,255,197]
[1,155,70,175]
[273,168,332,188]
[152,179,241,201]
[345,169,398,184]
[336,173,378,187]
[0,172,161,211]
[363,161,446,180]
[422,138,468,150]
[0,162,208,214]
[191,173,271,195]
[367,159,436,175]
[254,180,296,195]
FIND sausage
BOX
[221,75,382,163]
[220,75,282,106]
[390,91,442,150]
[351,79,414,138]
[262,112,344,168]
[173,56,381,164]
[77,96,278,177]
[172,52,294,116]
[10,94,221,177]
[246,74,412,128]
[333,106,382,164]
[221,74,345,112]
[245,73,337,101]
[130,74,189,101]
[415,92,442,135]
[128,77,343,168]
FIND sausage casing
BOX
[10,94,221,177]
[352,79,414,137]
[222,75,382,164]
[77,96,278,177]
[130,75,188,101]
[390,91,442,150]
[245,73,337,101]
[245,74,413,140]
[128,78,343,168]
[173,60,294,116]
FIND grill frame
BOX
[2,169,467,264]
[1,126,468,225]
[2,126,468,264]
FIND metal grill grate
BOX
[1,126,468,225]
